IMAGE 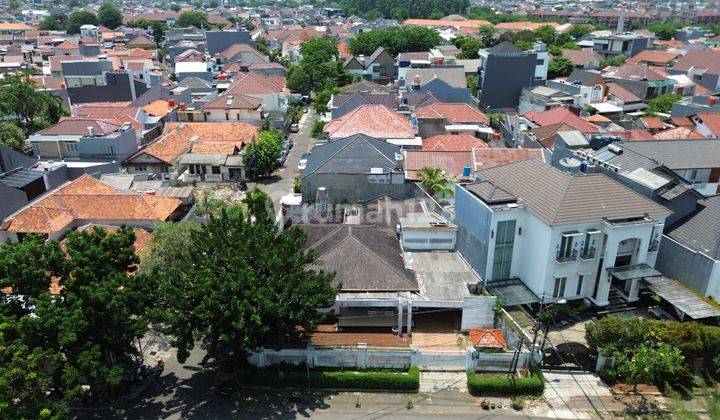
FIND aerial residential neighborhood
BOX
[2,0,720,418]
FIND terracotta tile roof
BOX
[626,129,656,141]
[561,49,601,67]
[127,128,192,164]
[217,43,266,60]
[36,117,121,136]
[415,103,489,124]
[31,75,65,90]
[653,127,704,140]
[162,122,259,157]
[404,150,473,180]
[0,23,30,31]
[522,107,601,133]
[640,116,665,130]
[610,63,667,82]
[469,328,506,349]
[49,55,85,72]
[473,148,545,171]
[495,21,559,31]
[698,113,720,137]
[673,50,720,74]
[55,40,78,50]
[337,40,351,59]
[607,82,642,103]
[143,99,174,117]
[671,117,694,127]
[404,18,492,29]
[324,105,415,140]
[627,50,680,65]
[226,71,286,95]
[422,134,487,152]
[532,122,577,149]
[2,175,181,235]
[247,61,284,69]
[586,113,611,123]
[72,103,142,131]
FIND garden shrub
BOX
[466,369,544,396]
[238,366,419,391]
[598,366,617,386]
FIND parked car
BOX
[290,124,300,133]
[277,150,287,166]
[297,159,308,171]
[283,137,293,149]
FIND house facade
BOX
[454,159,670,306]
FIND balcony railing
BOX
[580,247,596,260]
[556,249,578,263]
[648,240,660,252]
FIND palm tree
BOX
[417,167,454,198]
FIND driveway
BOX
[246,109,317,211]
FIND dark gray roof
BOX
[0,144,36,174]
[341,80,394,93]
[485,41,522,54]
[465,181,517,205]
[300,134,402,179]
[0,168,44,188]
[301,225,418,292]
[420,78,473,105]
[666,195,720,259]
[476,159,671,226]
[333,92,397,109]
[644,276,720,319]
[567,69,603,87]
[621,140,720,170]
[61,60,113,76]
[367,46,389,63]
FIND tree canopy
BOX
[548,56,574,78]
[98,3,123,29]
[147,203,338,371]
[0,122,28,154]
[0,72,67,136]
[0,227,155,417]
[348,26,441,57]
[66,11,99,35]
[298,37,349,92]
[418,167,454,197]
[40,13,67,31]
[242,129,283,177]
[453,36,483,59]
[176,11,208,28]
[339,0,469,20]
[646,93,682,115]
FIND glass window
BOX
[559,234,573,258]
[492,220,516,281]
[212,166,221,174]
[576,275,584,295]
[553,277,567,298]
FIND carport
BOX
[643,276,720,320]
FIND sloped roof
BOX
[522,107,601,133]
[672,50,720,74]
[621,140,720,170]
[667,195,720,259]
[404,18,492,29]
[561,49,601,67]
[469,328,507,349]
[653,127,704,140]
[415,103,489,124]
[476,159,671,226]
[640,116,665,130]
[36,118,120,136]
[495,21,559,31]
[607,82,642,103]
[698,113,720,137]
[225,71,286,95]
[217,43,267,61]
[2,175,181,235]
[201,92,263,110]
[473,148,545,171]
[127,34,155,46]
[405,67,466,89]
[301,134,401,178]
[324,105,414,140]
[422,134,487,152]
[301,225,418,292]
[628,49,679,65]
[404,150,472,181]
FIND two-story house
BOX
[455,159,670,306]
[342,47,396,84]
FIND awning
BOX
[486,278,539,306]
[606,263,661,281]
[643,276,720,320]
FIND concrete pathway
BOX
[419,371,468,393]
[542,371,619,418]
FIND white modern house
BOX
[454,159,671,307]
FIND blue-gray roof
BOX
[300,134,402,179]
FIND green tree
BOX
[466,75,478,98]
[417,167,454,197]
[40,13,67,31]
[646,93,682,115]
[256,37,270,55]
[66,11,98,35]
[139,221,200,275]
[478,25,497,48]
[0,122,28,154]
[242,129,282,177]
[301,37,339,66]
[313,86,341,113]
[169,3,181,12]
[534,25,557,46]
[128,18,151,29]
[453,36,482,59]
[311,119,326,139]
[614,344,685,389]
[648,22,680,41]
[348,26,441,56]
[548,56,574,78]
[149,207,338,371]
[98,3,123,29]
[176,11,208,28]
[567,24,594,39]
[0,72,67,135]
[599,54,626,68]
[150,21,168,46]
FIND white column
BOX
[406,301,413,336]
[397,299,404,335]
[357,343,367,369]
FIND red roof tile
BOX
[404,150,473,180]
[627,50,680,65]
[324,105,415,139]
[640,116,665,130]
[415,103,489,124]
[522,107,601,133]
[698,113,720,137]
[653,127,705,140]
[226,71,286,95]
[422,134,487,151]
[473,148,545,171]
[36,118,121,136]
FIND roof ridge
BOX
[343,229,418,289]
[300,135,361,179]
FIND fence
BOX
[247,344,530,372]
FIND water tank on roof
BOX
[462,165,471,177]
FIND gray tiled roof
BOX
[621,140,720,170]
[465,181,517,205]
[301,224,419,292]
[667,195,720,259]
[300,134,402,179]
[477,159,671,226]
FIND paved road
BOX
[246,109,317,212]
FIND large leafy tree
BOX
[176,11,208,28]
[340,0,469,19]
[0,227,156,415]
[646,93,682,115]
[297,37,350,92]
[286,64,311,95]
[548,56,574,78]
[418,167,454,197]
[149,201,337,372]
[98,3,123,29]
[0,122,29,154]
[0,72,66,135]
[40,13,67,31]
[66,11,99,35]
[614,343,685,389]
[349,26,441,56]
[242,129,282,178]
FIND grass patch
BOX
[466,369,544,396]
[238,366,419,391]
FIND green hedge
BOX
[238,366,419,391]
[466,369,544,396]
